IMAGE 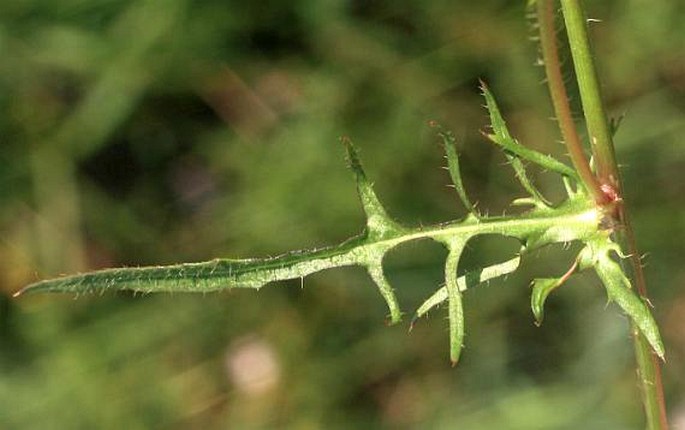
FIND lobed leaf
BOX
[18,137,610,364]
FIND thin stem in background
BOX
[536,0,604,204]
[559,0,668,428]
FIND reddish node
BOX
[600,183,620,203]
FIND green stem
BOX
[560,0,619,190]
[624,212,669,429]
[559,1,668,428]
[634,320,669,430]
[536,0,604,203]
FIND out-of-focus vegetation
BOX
[1,0,683,428]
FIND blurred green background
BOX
[1,0,683,428]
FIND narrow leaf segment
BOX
[431,124,479,217]
[480,83,579,182]
[441,238,467,364]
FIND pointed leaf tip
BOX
[367,261,402,325]
[443,241,466,365]
[594,250,665,359]
[531,258,580,325]
[408,315,418,333]
[341,136,362,172]
[531,278,563,325]
[341,137,403,240]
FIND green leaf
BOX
[530,277,564,325]
[17,197,599,298]
[413,256,521,320]
[17,240,364,295]
[342,137,405,240]
[480,82,579,182]
[442,238,467,364]
[433,124,479,216]
[481,84,551,207]
[592,242,665,359]
[17,141,604,363]
[366,255,402,324]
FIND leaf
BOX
[17,139,604,364]
[16,240,364,295]
[530,256,581,325]
[432,124,479,216]
[593,246,665,359]
[17,196,599,298]
[413,256,521,320]
[342,137,405,240]
[442,238,467,364]
[366,255,402,324]
[480,82,579,181]
[481,84,549,207]
[530,277,564,325]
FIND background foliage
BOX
[1,0,683,428]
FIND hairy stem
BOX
[536,0,604,203]
[559,0,619,190]
[559,1,668,428]
[624,212,669,429]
